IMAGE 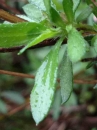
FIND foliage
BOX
[0,0,97,125]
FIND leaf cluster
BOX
[1,0,97,124]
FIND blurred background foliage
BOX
[1,0,97,130]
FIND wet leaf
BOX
[67,27,86,62]
[60,49,73,104]
[30,37,64,125]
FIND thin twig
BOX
[0,69,35,79]
[0,9,27,23]
[0,69,97,84]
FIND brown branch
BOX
[0,9,27,23]
[0,69,35,79]
[0,69,97,84]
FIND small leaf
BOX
[23,4,45,22]
[19,28,61,54]
[67,27,86,62]
[60,49,73,104]
[1,91,25,104]
[76,6,92,22]
[30,37,64,125]
[63,0,74,23]
[72,0,80,12]
[0,22,47,48]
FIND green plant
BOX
[0,0,97,125]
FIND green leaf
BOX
[19,28,61,54]
[28,0,46,11]
[67,27,86,62]
[63,0,74,23]
[0,22,47,48]
[30,37,64,125]
[72,0,80,12]
[60,49,73,104]
[44,0,66,28]
[76,6,92,22]
[50,7,66,28]
[23,4,45,22]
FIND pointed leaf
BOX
[63,0,74,23]
[19,28,61,54]
[76,6,92,22]
[60,49,73,104]
[67,27,86,62]
[0,22,47,48]
[30,37,64,125]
